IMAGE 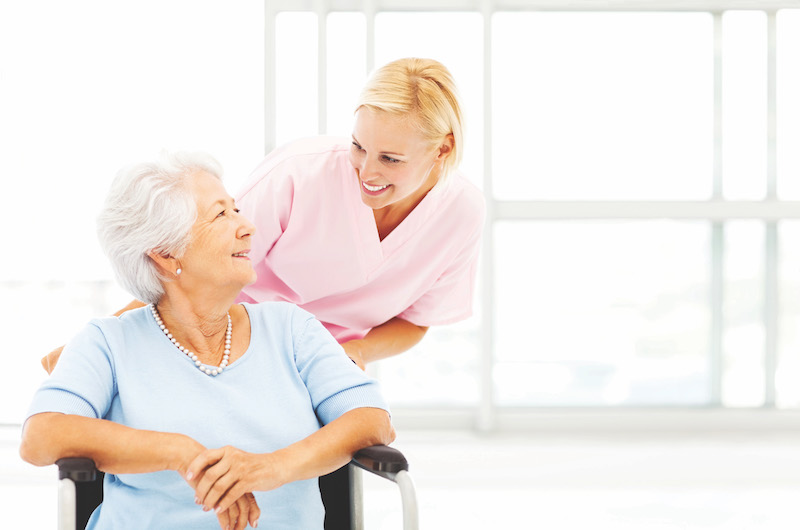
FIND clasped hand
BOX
[183,446,285,530]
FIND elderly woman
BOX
[19,152,394,530]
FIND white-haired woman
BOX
[20,152,395,530]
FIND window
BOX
[5,1,800,427]
[261,2,800,421]
[0,0,264,423]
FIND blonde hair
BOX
[356,57,464,180]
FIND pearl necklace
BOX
[150,304,231,377]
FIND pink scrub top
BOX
[235,136,485,344]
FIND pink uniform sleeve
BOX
[397,190,485,327]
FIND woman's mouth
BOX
[362,181,390,194]
[232,251,250,259]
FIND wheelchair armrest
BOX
[57,458,98,482]
[350,444,409,482]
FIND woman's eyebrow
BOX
[352,135,405,157]
[204,198,228,215]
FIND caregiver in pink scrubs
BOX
[234,57,485,369]
[41,57,484,372]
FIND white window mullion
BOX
[764,10,779,407]
[710,12,724,405]
[478,0,496,432]
[264,1,278,155]
[316,0,328,135]
[364,0,375,74]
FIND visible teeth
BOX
[233,252,248,257]
[363,181,389,192]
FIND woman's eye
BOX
[351,141,364,151]
[382,155,400,164]
[216,210,226,218]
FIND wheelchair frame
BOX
[57,444,418,530]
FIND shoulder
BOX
[76,307,150,352]
[236,136,351,198]
[437,172,486,228]
[273,136,350,159]
[242,301,315,329]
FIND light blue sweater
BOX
[27,302,389,529]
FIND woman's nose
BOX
[236,212,256,238]
[360,156,379,179]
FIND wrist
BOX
[166,433,204,474]
[268,448,297,487]
[343,339,367,367]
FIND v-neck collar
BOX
[350,169,447,272]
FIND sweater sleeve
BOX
[26,320,117,421]
[290,308,389,425]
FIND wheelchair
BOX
[57,444,418,530]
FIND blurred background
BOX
[3,0,800,528]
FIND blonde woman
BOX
[232,56,485,369]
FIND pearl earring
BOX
[176,268,182,276]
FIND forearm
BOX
[20,412,202,475]
[345,317,428,365]
[276,407,394,484]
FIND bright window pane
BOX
[495,221,711,406]
[777,9,800,199]
[722,12,767,200]
[493,12,714,200]
[326,13,367,136]
[376,313,481,408]
[722,221,765,407]
[275,12,318,144]
[777,221,800,407]
[374,12,484,190]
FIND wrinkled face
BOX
[349,108,443,212]
[178,169,257,291]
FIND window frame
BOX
[268,1,800,429]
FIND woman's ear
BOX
[147,251,180,277]
[437,134,455,161]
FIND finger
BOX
[193,457,232,509]
[246,493,261,528]
[211,480,244,515]
[186,448,225,483]
[216,507,231,530]
[233,497,248,530]
[196,462,233,508]
[227,499,241,530]
[206,474,238,512]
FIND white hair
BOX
[96,150,223,304]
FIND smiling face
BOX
[349,108,451,214]
[177,169,257,294]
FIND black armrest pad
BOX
[57,457,97,482]
[352,445,408,476]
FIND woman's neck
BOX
[373,164,441,241]
[154,293,233,358]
